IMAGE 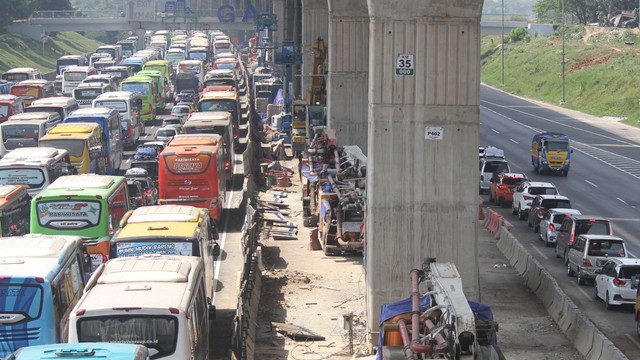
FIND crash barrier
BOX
[230,202,263,360]
[495,226,629,360]
[485,209,502,234]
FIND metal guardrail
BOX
[31,10,123,19]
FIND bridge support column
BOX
[134,28,146,54]
[365,0,483,338]
[326,0,369,152]
[301,0,328,103]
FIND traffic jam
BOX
[0,30,260,358]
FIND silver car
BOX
[539,208,582,247]
[567,235,628,285]
[154,126,179,143]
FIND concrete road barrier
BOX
[494,224,629,360]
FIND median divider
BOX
[493,222,629,360]
[485,209,502,234]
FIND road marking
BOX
[212,155,239,303]
[530,244,549,260]
[625,334,640,350]
[617,197,629,206]
[584,180,598,188]
[509,139,519,144]
[491,129,500,134]
[570,282,594,301]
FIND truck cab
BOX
[531,132,572,176]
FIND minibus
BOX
[0,184,31,236]
[176,60,204,85]
[0,112,62,155]
[39,123,105,174]
[64,107,123,174]
[93,91,143,147]
[73,82,111,108]
[69,256,214,360]
[31,174,130,270]
[57,55,88,75]
[0,234,91,357]
[101,65,133,84]
[0,147,73,196]
[9,80,55,106]
[0,95,24,123]
[25,96,79,120]
[62,66,98,96]
[120,76,157,123]
[1,68,42,82]
[5,342,149,360]
[136,69,169,108]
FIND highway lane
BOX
[480,84,640,358]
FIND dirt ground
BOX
[253,155,583,360]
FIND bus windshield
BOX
[93,100,127,113]
[189,52,207,61]
[77,316,178,357]
[2,123,40,143]
[0,284,43,319]
[0,105,8,119]
[64,72,87,81]
[122,83,151,96]
[2,73,29,82]
[199,99,236,113]
[178,64,202,75]
[183,124,225,135]
[73,88,103,100]
[0,167,46,188]
[115,239,196,257]
[36,200,102,230]
[38,139,85,158]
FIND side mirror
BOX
[208,304,216,320]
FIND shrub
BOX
[508,27,530,43]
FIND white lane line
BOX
[584,180,598,188]
[509,139,519,144]
[211,155,239,303]
[570,282,594,301]
[491,129,500,134]
[625,334,640,350]
[617,197,629,206]
[530,245,549,260]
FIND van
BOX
[479,146,510,194]
[101,65,133,85]
[68,255,215,360]
[5,343,150,360]
[25,96,79,119]
[0,94,25,123]
[567,234,627,285]
[82,74,119,91]
[39,123,105,174]
[0,234,92,357]
[93,91,143,147]
[0,112,62,155]
[0,147,74,196]
[1,67,42,82]
[555,215,613,263]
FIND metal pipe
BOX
[397,319,417,360]
[410,269,421,345]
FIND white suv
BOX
[511,181,559,220]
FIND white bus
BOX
[69,255,214,360]
[62,66,97,96]
[73,82,111,108]
[0,147,74,196]
[176,60,204,86]
[93,91,143,147]
[0,112,61,156]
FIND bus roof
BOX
[14,79,48,86]
[2,147,66,160]
[28,97,76,107]
[95,91,139,100]
[0,94,20,102]
[4,68,38,74]
[0,234,83,278]
[126,205,204,223]
[63,66,94,72]
[115,221,200,240]
[121,75,154,83]
[58,55,85,60]
[46,174,120,191]
[47,122,101,134]
[68,107,114,117]
[7,112,58,121]
[78,256,202,312]
[200,90,237,100]
[168,134,221,147]
[144,60,169,66]
[187,111,231,122]
[0,185,28,208]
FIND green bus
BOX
[136,69,168,108]
[143,60,173,87]
[31,174,130,271]
[120,75,157,122]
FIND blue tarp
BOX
[376,296,496,359]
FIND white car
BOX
[154,126,179,143]
[594,258,640,309]
[539,208,582,247]
[511,181,559,220]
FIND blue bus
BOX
[118,58,146,75]
[5,343,149,359]
[0,234,91,357]
[64,107,123,175]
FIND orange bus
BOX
[158,138,226,222]
[10,80,55,106]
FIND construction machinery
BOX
[301,127,366,255]
[378,259,499,359]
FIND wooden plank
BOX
[271,322,326,341]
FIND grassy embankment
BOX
[481,27,640,127]
[0,32,104,74]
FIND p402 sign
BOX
[396,54,414,76]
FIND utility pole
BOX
[501,0,505,86]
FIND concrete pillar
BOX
[300,0,328,103]
[365,0,483,338]
[272,0,286,47]
[327,0,369,152]
[134,28,146,52]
